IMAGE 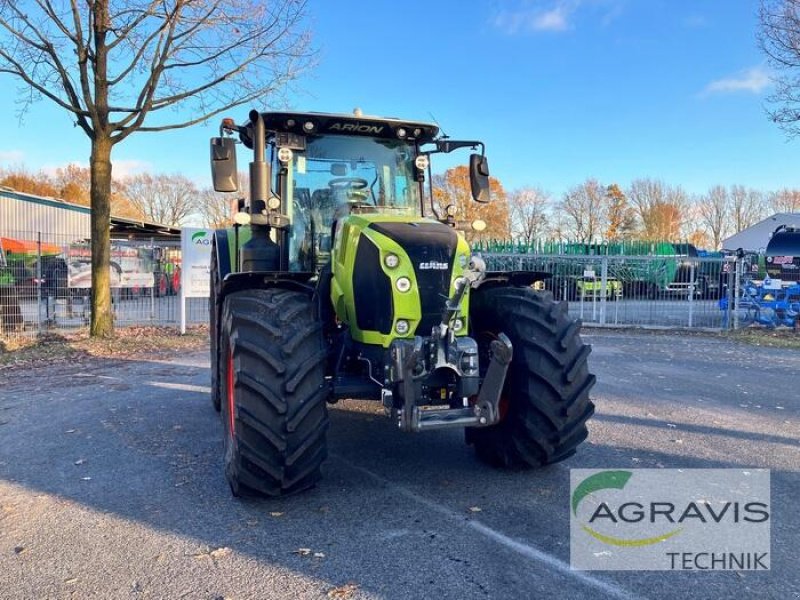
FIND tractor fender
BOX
[219,271,315,300]
[476,270,552,290]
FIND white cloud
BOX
[111,159,152,178]
[491,1,625,34]
[40,158,152,178]
[533,6,571,31]
[493,2,577,34]
[0,150,25,163]
[703,66,771,95]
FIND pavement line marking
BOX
[146,381,211,393]
[333,454,640,600]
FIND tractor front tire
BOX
[467,287,595,468]
[220,288,329,497]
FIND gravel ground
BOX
[0,330,798,600]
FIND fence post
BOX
[600,257,608,325]
[688,261,695,328]
[733,257,741,330]
[150,236,156,321]
[36,232,42,335]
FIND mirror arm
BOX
[429,140,485,156]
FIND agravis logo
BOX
[572,470,682,547]
[192,231,211,245]
[570,469,771,571]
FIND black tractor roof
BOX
[239,111,439,148]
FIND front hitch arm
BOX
[473,333,513,425]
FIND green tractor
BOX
[208,109,595,497]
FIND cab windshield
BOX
[282,134,421,270]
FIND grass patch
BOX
[583,324,800,350]
[724,327,800,349]
[0,325,208,370]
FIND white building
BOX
[721,213,800,253]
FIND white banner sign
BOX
[181,227,212,298]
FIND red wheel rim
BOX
[227,349,235,435]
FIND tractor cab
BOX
[211,110,490,273]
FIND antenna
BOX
[428,112,449,139]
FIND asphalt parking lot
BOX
[1,330,798,599]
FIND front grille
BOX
[368,222,457,336]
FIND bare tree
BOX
[759,0,800,135]
[196,171,249,227]
[559,178,606,243]
[627,179,687,240]
[696,185,730,249]
[122,173,197,227]
[197,189,234,228]
[730,185,767,232]
[0,0,312,336]
[769,188,800,212]
[508,186,550,245]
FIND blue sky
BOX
[0,0,797,199]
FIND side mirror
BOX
[210,137,239,192]
[469,154,491,203]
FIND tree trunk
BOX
[90,135,114,337]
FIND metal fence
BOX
[483,252,754,331]
[1,229,790,340]
[1,230,207,340]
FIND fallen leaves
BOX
[194,546,233,560]
[327,583,359,599]
[209,547,232,559]
[0,325,209,371]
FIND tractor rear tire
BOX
[466,287,595,468]
[220,288,329,497]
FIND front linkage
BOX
[384,257,514,432]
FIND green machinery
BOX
[208,110,595,497]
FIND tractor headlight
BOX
[396,277,411,292]
[415,155,429,170]
[267,196,281,210]
[397,127,407,139]
[452,318,464,332]
[277,147,293,163]
[395,320,410,335]
[384,253,399,269]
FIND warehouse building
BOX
[0,187,181,243]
